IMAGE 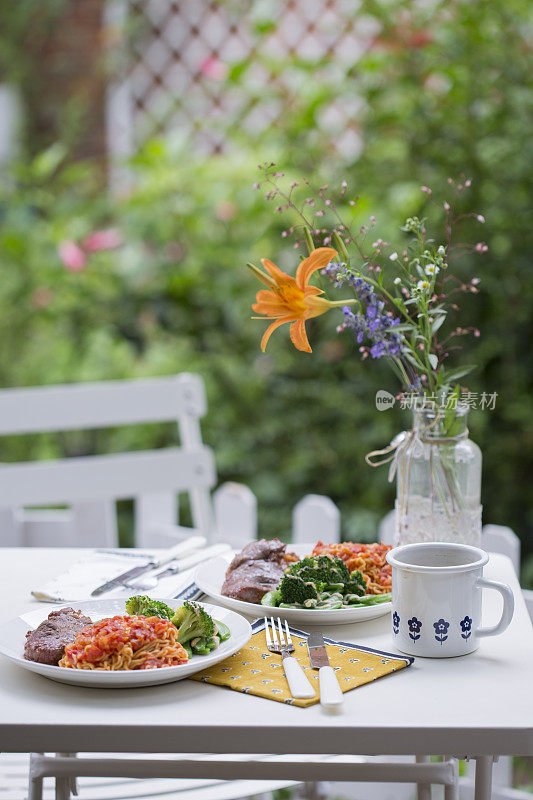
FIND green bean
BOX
[323,583,345,593]
[344,593,361,603]
[319,591,343,603]
[214,620,231,641]
[317,599,343,609]
[344,595,366,606]
[276,592,391,612]
[356,593,392,605]
[261,590,281,607]
[191,637,211,655]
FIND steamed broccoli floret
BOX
[171,601,216,645]
[125,595,174,620]
[287,554,349,587]
[344,570,367,597]
[279,573,318,605]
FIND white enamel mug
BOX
[386,542,514,657]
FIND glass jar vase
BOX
[394,403,482,547]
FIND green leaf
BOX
[444,365,476,383]
[403,351,422,369]
[227,59,251,83]
[444,386,462,436]
[431,315,447,334]
[428,353,438,369]
[31,143,67,179]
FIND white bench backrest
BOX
[0,374,206,435]
[0,374,216,548]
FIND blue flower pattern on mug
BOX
[460,615,473,640]
[392,611,400,635]
[433,618,450,644]
[407,616,422,641]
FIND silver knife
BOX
[125,544,232,589]
[91,536,206,596]
[307,631,343,709]
[95,549,154,559]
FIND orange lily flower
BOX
[249,246,346,353]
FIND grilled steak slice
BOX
[24,607,92,666]
[227,538,287,572]
[221,559,285,604]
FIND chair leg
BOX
[298,783,325,800]
[28,753,44,800]
[474,756,493,800]
[55,775,71,800]
[444,780,459,800]
[416,755,432,800]
[56,752,78,799]
[28,776,43,800]
[444,756,459,800]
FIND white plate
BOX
[195,543,392,626]
[0,599,252,688]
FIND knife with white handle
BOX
[126,543,232,589]
[91,535,206,596]
[307,631,343,709]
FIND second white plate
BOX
[195,544,391,626]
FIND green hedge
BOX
[0,0,531,580]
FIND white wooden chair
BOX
[0,374,217,548]
[0,374,288,800]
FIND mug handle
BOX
[475,577,514,638]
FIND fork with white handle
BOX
[264,617,316,699]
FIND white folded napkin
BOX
[31,552,154,603]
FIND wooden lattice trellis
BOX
[107,0,375,161]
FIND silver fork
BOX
[264,617,316,699]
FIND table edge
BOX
[1,723,532,757]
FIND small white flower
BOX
[417,279,430,292]
[389,252,398,261]
[393,277,401,285]
[438,245,446,255]
[425,264,440,276]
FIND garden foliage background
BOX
[0,0,532,580]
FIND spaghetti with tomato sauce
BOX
[58,615,188,671]
[312,541,392,595]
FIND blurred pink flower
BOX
[31,287,54,308]
[200,56,228,81]
[58,240,87,272]
[215,201,238,221]
[82,228,122,252]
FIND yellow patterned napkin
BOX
[191,619,413,707]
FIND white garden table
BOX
[0,547,532,800]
